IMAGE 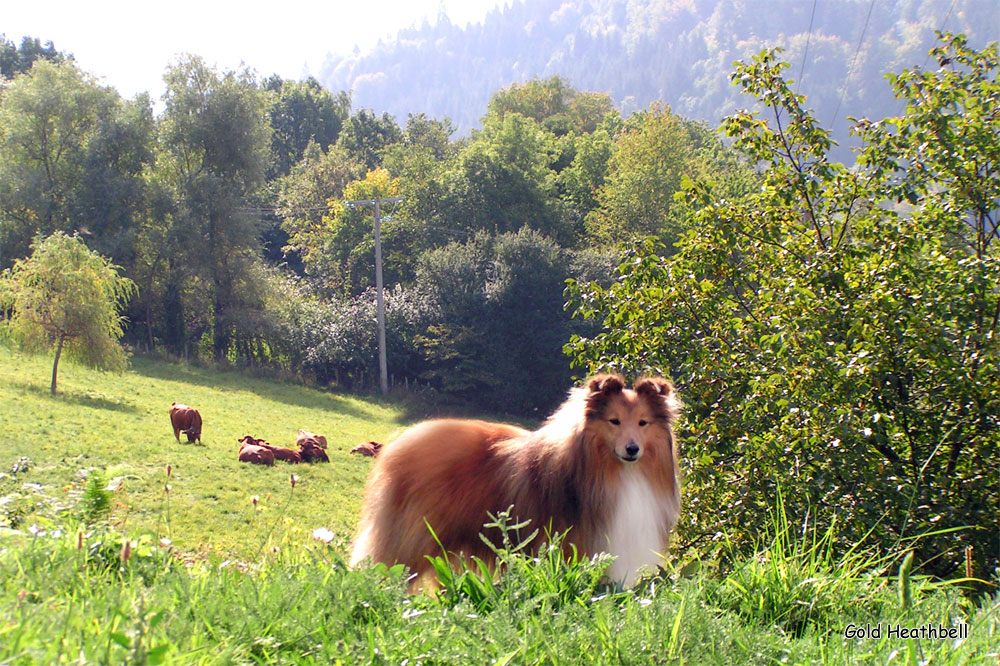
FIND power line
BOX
[796,0,818,93]
[830,0,877,129]
[921,0,958,71]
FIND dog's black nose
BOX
[625,442,640,457]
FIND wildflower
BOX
[120,540,132,563]
[164,484,171,494]
[290,474,298,488]
[166,464,172,478]
[312,527,335,544]
[252,495,259,508]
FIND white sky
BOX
[3,0,506,99]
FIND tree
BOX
[277,142,364,278]
[0,59,119,266]
[0,35,66,80]
[264,75,351,179]
[486,75,616,136]
[337,109,404,170]
[415,229,578,415]
[311,168,402,295]
[440,112,568,242]
[159,55,272,360]
[583,103,753,247]
[0,232,136,393]
[566,37,999,577]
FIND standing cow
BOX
[169,403,202,444]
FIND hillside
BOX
[319,0,999,157]
[0,344,405,557]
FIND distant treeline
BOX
[320,0,999,162]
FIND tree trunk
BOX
[51,334,65,394]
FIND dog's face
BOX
[585,374,676,463]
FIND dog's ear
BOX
[584,373,625,419]
[587,374,625,395]
[634,377,680,425]
[634,377,673,399]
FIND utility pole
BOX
[345,197,402,395]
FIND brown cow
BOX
[262,444,301,464]
[299,441,329,463]
[350,441,383,457]
[238,436,275,466]
[296,429,328,450]
[170,403,202,444]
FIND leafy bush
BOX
[415,228,601,415]
[566,35,1000,578]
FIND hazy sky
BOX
[4,0,506,99]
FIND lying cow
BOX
[296,429,327,450]
[170,403,202,444]
[264,443,301,464]
[299,441,329,463]
[238,435,275,466]
[350,441,382,457]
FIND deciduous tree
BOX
[566,36,999,577]
[0,231,136,393]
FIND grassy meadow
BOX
[0,344,405,556]
[1,344,998,665]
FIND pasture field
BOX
[1,344,998,665]
[0,344,404,556]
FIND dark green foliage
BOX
[0,35,65,80]
[337,108,404,170]
[414,229,582,415]
[264,75,351,179]
[565,36,1000,578]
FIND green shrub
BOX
[566,34,1000,578]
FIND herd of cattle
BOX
[169,402,383,466]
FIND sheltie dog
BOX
[350,374,681,588]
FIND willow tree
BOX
[0,231,136,393]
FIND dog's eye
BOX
[609,418,621,426]
[638,420,648,427]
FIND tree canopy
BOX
[0,231,136,393]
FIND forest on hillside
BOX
[0,30,997,578]
[0,34,758,416]
[320,0,999,161]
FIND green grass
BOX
[1,343,998,665]
[0,344,405,557]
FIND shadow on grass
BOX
[128,356,385,420]
[14,380,142,414]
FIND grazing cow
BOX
[238,435,275,466]
[170,403,202,444]
[350,441,383,457]
[299,441,329,463]
[296,429,328,450]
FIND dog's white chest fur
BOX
[603,469,676,586]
